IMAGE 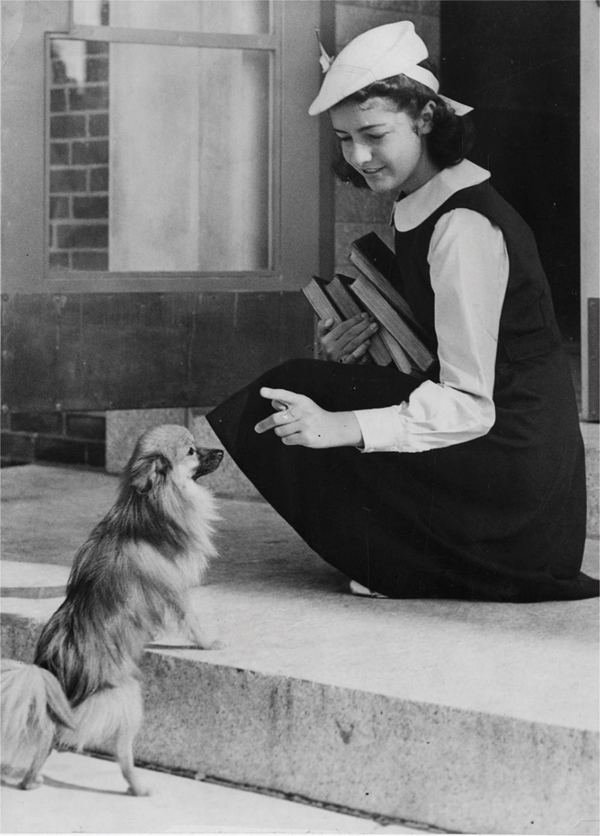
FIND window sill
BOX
[43,271,291,294]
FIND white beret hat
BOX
[308,21,472,117]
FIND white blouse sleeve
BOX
[352,209,509,453]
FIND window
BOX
[2,0,323,415]
[42,0,321,289]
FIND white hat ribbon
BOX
[315,30,334,73]
[309,21,472,117]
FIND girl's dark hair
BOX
[332,61,475,189]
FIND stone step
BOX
[1,464,598,835]
[0,751,420,834]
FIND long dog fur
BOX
[1,425,223,795]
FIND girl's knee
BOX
[258,358,322,390]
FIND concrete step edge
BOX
[2,610,598,835]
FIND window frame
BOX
[39,0,321,293]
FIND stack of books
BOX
[303,232,435,378]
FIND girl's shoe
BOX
[349,580,388,598]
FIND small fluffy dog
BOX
[1,425,223,796]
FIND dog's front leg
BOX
[183,590,224,650]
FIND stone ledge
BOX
[2,464,598,834]
[1,560,68,598]
[2,604,598,836]
[581,422,599,537]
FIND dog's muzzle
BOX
[194,448,224,478]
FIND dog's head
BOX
[125,425,223,495]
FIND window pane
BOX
[49,39,271,272]
[72,1,271,34]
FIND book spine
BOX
[349,249,420,328]
[302,282,342,325]
[378,328,414,374]
[366,331,393,367]
[350,277,435,372]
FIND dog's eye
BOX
[187,447,196,456]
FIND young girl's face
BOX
[331,97,435,195]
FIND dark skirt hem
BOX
[207,359,599,603]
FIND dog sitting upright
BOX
[1,425,223,796]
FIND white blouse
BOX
[353,160,509,454]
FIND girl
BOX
[207,21,598,602]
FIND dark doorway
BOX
[440,0,580,344]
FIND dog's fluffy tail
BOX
[1,659,75,784]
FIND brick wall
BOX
[3,31,113,467]
[49,38,110,272]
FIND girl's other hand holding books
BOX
[317,314,377,364]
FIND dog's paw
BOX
[127,783,151,797]
[19,776,43,790]
[198,638,225,650]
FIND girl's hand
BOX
[318,314,378,364]
[254,387,363,448]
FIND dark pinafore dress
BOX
[207,182,599,602]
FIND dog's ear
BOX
[128,453,171,494]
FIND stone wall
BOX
[1,409,105,467]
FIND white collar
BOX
[392,159,490,231]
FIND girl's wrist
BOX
[333,411,364,447]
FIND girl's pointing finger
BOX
[259,386,297,403]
